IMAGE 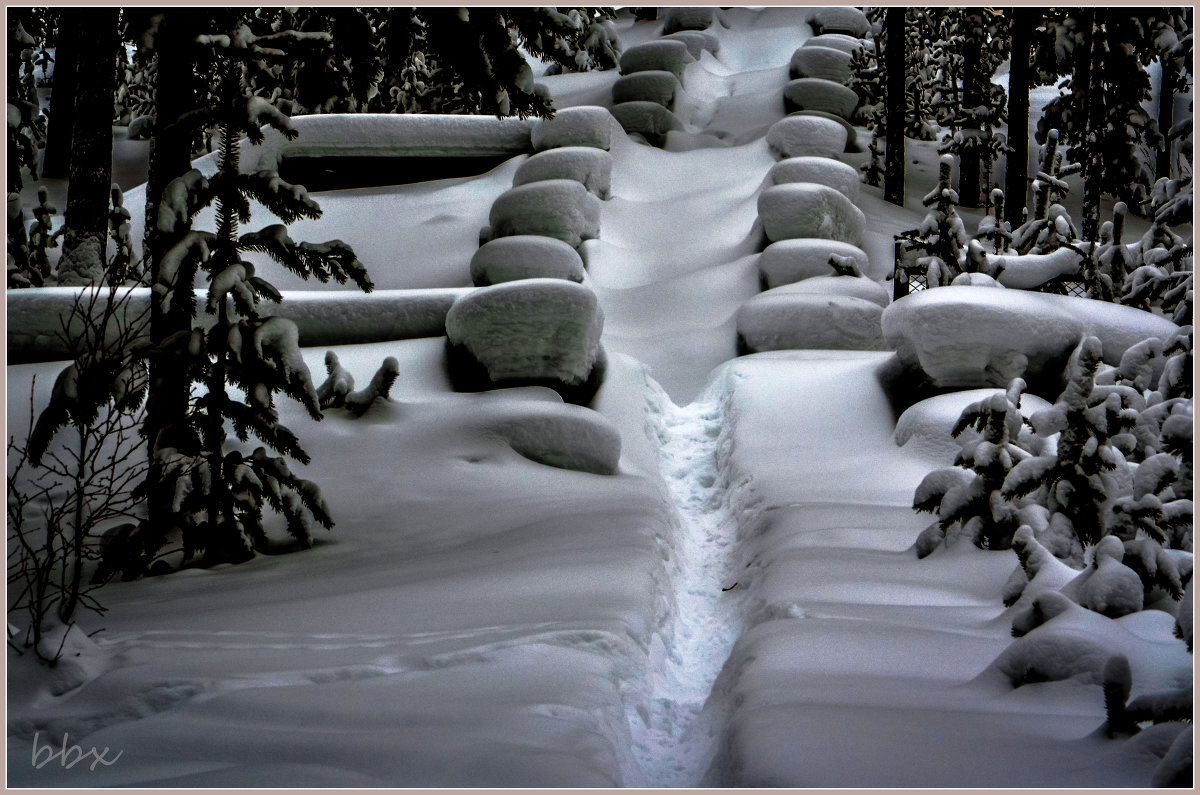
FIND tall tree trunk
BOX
[1074,9,1103,242]
[958,9,987,207]
[1155,53,1176,181]
[1004,7,1033,227]
[40,11,81,179]
[58,7,119,285]
[884,8,906,206]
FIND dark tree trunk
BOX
[884,8,906,206]
[1074,9,1103,242]
[40,11,81,179]
[958,9,987,208]
[59,8,119,276]
[1004,7,1034,227]
[1156,54,1176,181]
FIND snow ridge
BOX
[624,375,747,787]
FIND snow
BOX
[765,114,848,159]
[662,30,720,59]
[788,45,853,83]
[618,40,693,82]
[989,246,1082,289]
[661,7,714,36]
[895,389,1054,464]
[469,235,586,286]
[808,7,871,38]
[757,183,866,246]
[487,179,601,249]
[759,238,871,288]
[611,70,681,109]
[773,274,889,306]
[803,33,865,55]
[512,146,613,198]
[610,101,684,146]
[8,7,1192,790]
[782,77,859,119]
[767,155,860,200]
[736,289,887,352]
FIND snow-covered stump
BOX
[808,7,871,38]
[661,6,713,35]
[736,287,887,353]
[487,180,601,249]
[765,116,848,160]
[619,40,694,83]
[788,46,853,83]
[445,279,607,405]
[758,239,871,288]
[767,156,860,201]
[881,287,1087,392]
[782,78,859,120]
[776,274,890,307]
[610,102,685,148]
[470,236,587,286]
[662,30,720,59]
[513,147,613,199]
[803,33,866,55]
[612,71,682,110]
[757,183,866,247]
[531,106,614,152]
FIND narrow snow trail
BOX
[623,378,747,787]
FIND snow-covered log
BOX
[783,78,859,120]
[757,183,866,246]
[789,46,853,83]
[768,156,860,200]
[513,147,613,198]
[470,236,586,287]
[611,71,681,110]
[758,239,870,288]
[488,180,601,249]
[765,115,848,159]
[737,287,887,353]
[531,106,614,152]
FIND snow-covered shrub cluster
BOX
[758,239,871,289]
[530,105,613,152]
[805,33,865,56]
[757,183,865,247]
[807,7,871,38]
[611,71,681,111]
[782,78,858,120]
[513,146,613,199]
[661,30,720,60]
[767,156,860,201]
[316,351,400,417]
[788,45,854,83]
[736,288,886,353]
[765,115,848,160]
[618,39,692,82]
[611,35,695,147]
[486,400,622,476]
[486,179,601,249]
[609,101,684,148]
[660,7,713,36]
[470,235,586,287]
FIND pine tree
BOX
[896,155,968,286]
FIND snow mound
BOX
[951,272,1004,288]
[661,7,714,35]
[778,275,890,307]
[786,110,863,153]
[513,147,613,199]
[611,71,681,110]
[610,101,684,147]
[765,115,848,160]
[768,156,860,200]
[618,40,693,82]
[445,278,604,386]
[989,248,1082,290]
[531,106,613,152]
[809,7,871,37]
[782,78,859,120]
[895,389,1053,462]
[488,180,601,249]
[882,286,1086,389]
[789,46,853,83]
[482,400,622,476]
[804,33,866,55]
[757,183,866,247]
[1034,294,1181,365]
[737,289,887,353]
[759,239,871,288]
[470,236,586,286]
[662,30,720,59]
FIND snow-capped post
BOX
[134,18,374,573]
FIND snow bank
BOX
[759,239,871,288]
[789,46,853,83]
[488,180,601,249]
[1034,294,1181,364]
[765,115,848,159]
[531,106,614,152]
[662,30,720,59]
[611,71,681,110]
[804,33,866,55]
[989,247,1082,290]
[249,113,534,173]
[757,183,866,247]
[882,286,1086,389]
[470,236,586,286]
[661,7,713,35]
[778,274,890,307]
[782,78,859,120]
[767,156,860,200]
[486,400,623,476]
[894,388,1054,463]
[445,278,604,386]
[513,146,613,198]
[737,289,887,352]
[610,102,684,147]
[619,40,693,82]
[808,7,871,38]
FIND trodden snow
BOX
[7,6,1192,789]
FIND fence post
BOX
[892,240,909,301]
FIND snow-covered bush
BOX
[758,239,870,289]
[344,357,401,416]
[618,40,692,82]
[896,155,969,287]
[804,33,865,55]
[445,279,605,404]
[530,105,613,152]
[611,70,681,110]
[765,115,848,160]
[736,288,886,353]
[789,46,853,83]
[661,7,713,35]
[895,389,1054,464]
[662,30,719,59]
[782,78,859,120]
[988,248,1083,290]
[609,101,683,147]
[470,235,586,287]
[767,156,860,201]
[486,401,622,475]
[513,146,613,198]
[788,110,862,153]
[757,183,866,247]
[808,7,870,38]
[488,179,601,249]
[775,274,889,307]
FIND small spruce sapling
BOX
[896,154,968,287]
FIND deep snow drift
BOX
[7,7,1192,788]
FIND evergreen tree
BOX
[896,155,968,286]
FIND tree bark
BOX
[1004,7,1034,227]
[40,11,81,179]
[1074,9,1103,242]
[884,8,906,206]
[958,9,987,207]
[1155,52,1176,181]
